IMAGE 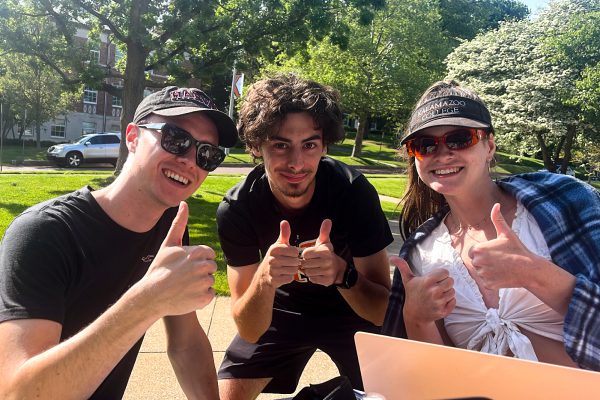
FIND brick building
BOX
[40,28,166,143]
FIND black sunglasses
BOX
[137,123,225,172]
[406,128,484,160]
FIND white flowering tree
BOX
[447,0,599,172]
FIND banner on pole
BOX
[233,73,244,98]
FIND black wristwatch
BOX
[335,261,358,289]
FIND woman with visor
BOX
[382,80,600,370]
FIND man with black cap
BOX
[0,86,237,399]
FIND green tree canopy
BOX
[261,0,529,156]
[267,0,451,156]
[0,16,79,147]
[439,0,529,42]
[0,0,384,168]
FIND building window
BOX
[112,95,122,108]
[82,121,96,135]
[51,119,66,138]
[90,49,100,64]
[112,80,123,108]
[115,48,124,64]
[84,87,97,104]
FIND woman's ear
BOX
[486,132,496,162]
[125,123,139,152]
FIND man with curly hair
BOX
[216,74,393,399]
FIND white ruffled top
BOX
[410,202,565,361]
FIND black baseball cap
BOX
[401,94,492,145]
[133,86,238,147]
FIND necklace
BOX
[448,203,517,244]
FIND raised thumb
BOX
[390,256,415,284]
[277,220,291,245]
[162,201,189,248]
[491,203,512,238]
[316,219,332,246]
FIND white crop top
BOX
[410,202,564,361]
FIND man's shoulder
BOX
[16,187,93,224]
[319,157,364,185]
[218,165,268,220]
[222,165,268,204]
[2,187,96,253]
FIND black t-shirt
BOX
[217,157,393,316]
[0,187,180,399]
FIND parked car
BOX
[47,132,121,167]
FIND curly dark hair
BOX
[238,74,345,157]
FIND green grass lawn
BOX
[1,139,551,174]
[0,172,404,295]
[2,134,407,168]
[1,143,50,162]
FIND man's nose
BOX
[176,145,197,167]
[287,147,304,170]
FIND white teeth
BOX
[164,170,189,185]
[435,167,460,175]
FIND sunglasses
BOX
[405,128,484,160]
[137,123,225,171]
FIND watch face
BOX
[345,266,358,288]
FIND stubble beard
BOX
[271,171,315,199]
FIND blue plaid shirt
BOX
[382,172,600,370]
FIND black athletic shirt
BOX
[217,157,393,316]
[0,187,181,399]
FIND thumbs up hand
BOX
[258,220,302,288]
[144,202,217,316]
[301,219,345,287]
[468,203,538,290]
[391,256,455,323]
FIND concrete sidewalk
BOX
[123,296,340,399]
[124,220,401,399]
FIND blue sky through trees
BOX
[521,0,550,14]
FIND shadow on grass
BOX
[186,195,231,294]
[0,202,30,217]
[225,155,249,163]
[44,176,115,197]
[329,143,399,162]
[199,190,228,198]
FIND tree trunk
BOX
[351,114,369,158]
[115,0,150,173]
[35,122,41,149]
[552,136,566,168]
[559,124,576,174]
[34,97,42,149]
[535,130,553,170]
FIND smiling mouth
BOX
[280,170,311,183]
[164,169,189,185]
[433,167,462,176]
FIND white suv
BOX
[47,132,121,167]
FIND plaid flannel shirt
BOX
[382,172,600,370]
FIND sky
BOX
[521,0,551,15]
